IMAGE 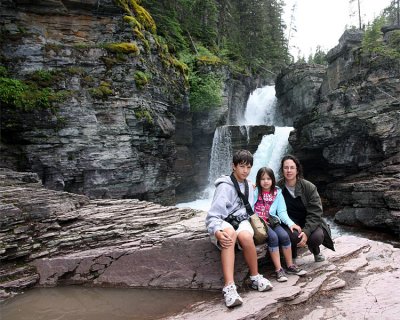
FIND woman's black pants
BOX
[281,224,327,258]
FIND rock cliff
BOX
[0,0,260,205]
[275,30,400,235]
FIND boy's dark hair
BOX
[280,154,304,179]
[232,149,253,166]
[256,167,276,193]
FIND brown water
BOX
[0,286,219,320]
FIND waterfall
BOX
[208,126,232,185]
[248,127,293,183]
[176,85,292,211]
[240,86,277,126]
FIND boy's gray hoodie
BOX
[205,175,254,236]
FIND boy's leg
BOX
[220,227,237,285]
[237,229,258,276]
[237,220,273,291]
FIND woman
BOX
[277,155,335,262]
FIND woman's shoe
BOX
[314,253,325,262]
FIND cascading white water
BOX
[208,126,232,186]
[247,126,293,183]
[177,85,292,211]
[240,86,277,126]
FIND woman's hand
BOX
[216,230,234,248]
[290,224,301,233]
[297,231,308,247]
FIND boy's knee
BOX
[224,228,237,239]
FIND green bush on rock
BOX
[0,77,53,110]
[189,72,222,112]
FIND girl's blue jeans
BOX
[267,224,291,252]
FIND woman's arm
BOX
[302,182,323,237]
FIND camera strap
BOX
[230,173,254,216]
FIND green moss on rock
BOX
[134,108,153,124]
[104,42,140,55]
[89,81,113,99]
[134,71,151,88]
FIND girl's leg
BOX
[277,225,307,276]
[267,226,282,271]
[273,225,294,266]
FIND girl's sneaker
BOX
[250,274,273,291]
[223,284,243,308]
[286,264,307,276]
[276,268,288,282]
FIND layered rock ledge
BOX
[1,168,400,320]
[167,236,400,320]
[0,168,250,299]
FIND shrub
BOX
[0,77,52,110]
[189,72,222,112]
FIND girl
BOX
[253,167,306,281]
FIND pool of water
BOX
[0,286,219,320]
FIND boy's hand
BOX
[217,230,234,248]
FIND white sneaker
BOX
[223,283,243,308]
[250,274,273,292]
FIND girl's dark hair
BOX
[280,154,303,179]
[233,149,253,166]
[256,167,276,193]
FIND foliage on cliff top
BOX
[141,0,290,75]
[362,16,400,59]
[189,72,222,112]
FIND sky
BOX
[283,0,393,58]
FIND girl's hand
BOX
[290,224,301,233]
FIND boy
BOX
[205,149,273,308]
